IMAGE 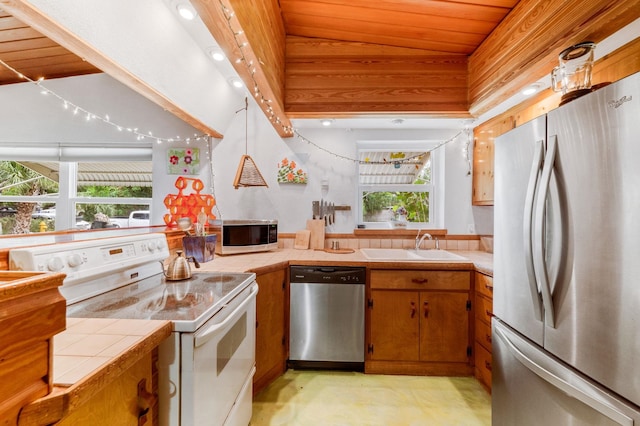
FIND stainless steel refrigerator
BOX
[493,71,640,425]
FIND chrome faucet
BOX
[415,230,432,250]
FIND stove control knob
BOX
[147,241,157,252]
[67,253,84,268]
[47,256,64,272]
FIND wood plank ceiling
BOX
[0,0,639,137]
[0,9,99,84]
[279,0,515,117]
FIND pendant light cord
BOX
[235,97,249,155]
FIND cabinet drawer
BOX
[474,341,492,390]
[475,294,493,324]
[370,270,470,291]
[475,317,492,352]
[475,272,493,299]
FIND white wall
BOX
[26,0,240,134]
[0,74,200,144]
[208,97,479,234]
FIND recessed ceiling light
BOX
[207,47,225,62]
[320,119,334,127]
[228,77,244,88]
[522,83,542,96]
[176,3,197,20]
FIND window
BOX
[357,141,439,229]
[0,144,153,235]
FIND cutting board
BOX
[306,219,325,249]
[294,230,311,250]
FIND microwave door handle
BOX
[533,135,557,328]
[523,139,545,322]
[194,283,259,348]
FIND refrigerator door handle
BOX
[533,135,557,327]
[494,323,635,426]
[523,139,545,321]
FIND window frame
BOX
[356,140,442,229]
[1,159,152,232]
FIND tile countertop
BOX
[53,318,172,386]
[195,248,494,276]
[20,318,172,424]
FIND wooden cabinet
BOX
[253,267,288,395]
[54,353,155,426]
[0,272,65,425]
[367,270,473,376]
[472,115,514,206]
[474,272,494,391]
[18,320,171,426]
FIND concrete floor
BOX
[251,370,491,426]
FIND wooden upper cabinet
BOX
[472,115,514,206]
[471,37,640,207]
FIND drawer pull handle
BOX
[485,360,492,371]
[410,301,416,318]
[486,309,494,318]
[412,278,428,284]
[137,378,157,424]
[423,301,430,318]
[485,283,493,291]
[486,334,492,343]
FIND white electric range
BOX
[9,233,258,426]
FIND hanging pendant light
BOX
[233,97,268,189]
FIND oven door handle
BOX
[194,283,258,348]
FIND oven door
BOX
[180,283,258,425]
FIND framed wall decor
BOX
[277,157,308,184]
[167,148,200,175]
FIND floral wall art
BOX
[167,148,200,175]
[277,157,308,184]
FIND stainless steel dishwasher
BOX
[289,265,366,370]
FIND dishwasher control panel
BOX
[289,266,366,284]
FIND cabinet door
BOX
[472,116,514,206]
[419,292,470,362]
[254,268,287,394]
[369,290,419,361]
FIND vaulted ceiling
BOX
[0,0,638,137]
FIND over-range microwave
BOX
[209,219,278,255]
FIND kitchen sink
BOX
[412,249,467,261]
[360,248,467,262]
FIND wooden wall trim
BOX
[193,0,292,137]
[493,37,640,129]
[469,0,640,117]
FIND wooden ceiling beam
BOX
[192,0,293,137]
[469,0,640,117]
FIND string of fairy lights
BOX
[217,0,293,136]
[0,57,210,145]
[293,128,468,165]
